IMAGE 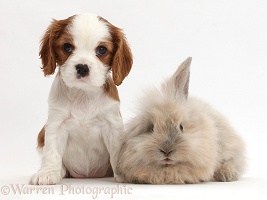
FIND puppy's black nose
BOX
[75,64,89,77]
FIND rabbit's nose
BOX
[159,148,174,157]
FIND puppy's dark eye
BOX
[96,46,107,56]
[63,43,73,53]
[179,124,183,132]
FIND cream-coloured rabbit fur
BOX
[116,57,246,184]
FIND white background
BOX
[0,0,267,199]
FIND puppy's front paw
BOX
[29,170,61,185]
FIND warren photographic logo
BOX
[1,184,133,199]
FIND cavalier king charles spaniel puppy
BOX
[29,13,133,185]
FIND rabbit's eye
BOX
[148,124,154,132]
[179,124,183,132]
[145,123,154,133]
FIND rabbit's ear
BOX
[162,57,192,101]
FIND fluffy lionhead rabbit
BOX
[116,57,246,184]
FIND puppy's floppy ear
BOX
[112,29,133,86]
[109,24,133,86]
[39,17,73,76]
[39,20,58,76]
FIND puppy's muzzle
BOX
[76,64,89,77]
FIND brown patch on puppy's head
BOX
[39,16,74,76]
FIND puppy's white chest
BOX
[62,94,115,178]
[63,124,110,178]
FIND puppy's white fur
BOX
[30,14,132,185]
